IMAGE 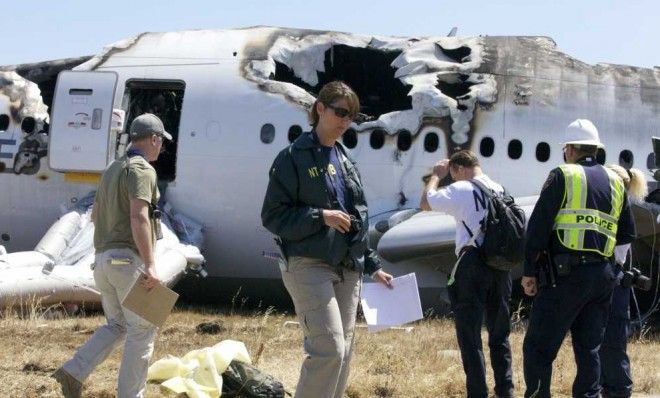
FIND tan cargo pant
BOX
[63,248,157,398]
[281,256,362,398]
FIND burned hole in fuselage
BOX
[273,45,412,119]
[437,44,472,63]
[436,74,474,111]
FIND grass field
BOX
[1,302,659,397]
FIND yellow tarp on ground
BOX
[147,339,252,398]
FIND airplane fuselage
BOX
[1,27,658,303]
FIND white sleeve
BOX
[427,185,459,216]
[614,244,630,266]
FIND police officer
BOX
[521,119,635,398]
[261,81,393,398]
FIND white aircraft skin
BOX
[0,27,658,305]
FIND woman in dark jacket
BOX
[261,81,392,398]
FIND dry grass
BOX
[1,303,659,398]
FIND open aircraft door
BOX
[48,71,118,173]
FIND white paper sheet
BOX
[360,273,423,332]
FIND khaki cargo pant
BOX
[63,248,157,398]
[282,256,362,398]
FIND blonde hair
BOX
[606,164,648,202]
[309,81,360,127]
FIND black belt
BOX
[556,252,611,265]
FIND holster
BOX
[552,253,573,276]
[537,251,556,288]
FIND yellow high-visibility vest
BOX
[552,164,625,257]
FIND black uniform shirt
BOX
[524,157,636,277]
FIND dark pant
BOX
[600,284,633,398]
[448,249,514,398]
[523,261,617,398]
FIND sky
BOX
[1,0,658,69]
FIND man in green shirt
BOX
[53,113,171,398]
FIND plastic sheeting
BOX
[147,340,251,398]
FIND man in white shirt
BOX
[420,150,514,398]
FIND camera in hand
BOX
[621,267,652,291]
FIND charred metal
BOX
[274,45,413,118]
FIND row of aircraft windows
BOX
[0,115,644,170]
[259,124,640,168]
[259,123,439,152]
[0,114,39,134]
[480,137,637,168]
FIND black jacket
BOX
[261,131,381,274]
[524,157,636,276]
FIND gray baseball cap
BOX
[129,113,172,141]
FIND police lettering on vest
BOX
[552,164,624,257]
[575,214,615,231]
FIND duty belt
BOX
[555,252,611,265]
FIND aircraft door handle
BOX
[92,108,103,130]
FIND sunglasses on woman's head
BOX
[324,102,353,119]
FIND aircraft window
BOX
[619,150,634,168]
[424,132,439,152]
[288,125,303,143]
[370,129,385,149]
[0,114,8,131]
[480,137,494,157]
[647,152,655,170]
[123,79,186,182]
[21,117,35,134]
[260,124,275,144]
[342,128,357,148]
[397,129,412,151]
[596,148,606,165]
[508,139,522,159]
[535,142,550,162]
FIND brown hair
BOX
[449,150,480,168]
[309,81,360,126]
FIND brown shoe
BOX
[51,368,82,398]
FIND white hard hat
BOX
[562,119,603,148]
